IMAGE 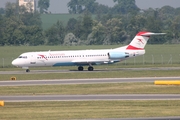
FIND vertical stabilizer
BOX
[126,31,165,50]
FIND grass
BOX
[41,14,97,30]
[41,14,81,30]
[0,83,180,95]
[0,101,180,119]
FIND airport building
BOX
[19,0,36,12]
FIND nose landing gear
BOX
[26,69,30,72]
[22,67,30,72]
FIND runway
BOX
[1,76,180,120]
[1,94,180,102]
[1,77,180,102]
[1,77,180,86]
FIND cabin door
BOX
[30,54,36,65]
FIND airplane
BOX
[12,31,166,72]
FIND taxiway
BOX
[1,77,180,86]
[1,94,180,102]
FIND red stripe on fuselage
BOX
[126,45,144,50]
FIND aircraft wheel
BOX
[78,66,84,71]
[88,66,94,71]
[26,69,30,72]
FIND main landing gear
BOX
[78,66,94,71]
[78,66,84,71]
[88,66,94,71]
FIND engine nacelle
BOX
[108,51,129,59]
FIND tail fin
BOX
[126,31,166,50]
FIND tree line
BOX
[0,0,180,46]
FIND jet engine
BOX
[108,51,129,59]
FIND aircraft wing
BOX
[72,59,107,65]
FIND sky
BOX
[0,0,180,13]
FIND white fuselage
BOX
[12,48,145,68]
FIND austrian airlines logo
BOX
[38,55,48,60]
[137,38,144,44]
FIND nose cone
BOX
[12,59,19,67]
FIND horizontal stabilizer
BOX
[139,32,166,36]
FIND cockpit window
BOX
[18,56,27,59]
